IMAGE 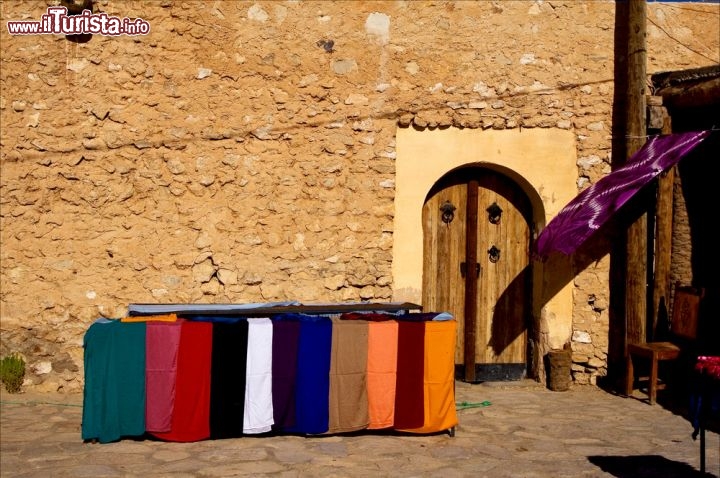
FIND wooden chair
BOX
[625,283,704,404]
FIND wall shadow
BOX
[588,455,716,478]
[489,265,530,356]
[678,132,720,358]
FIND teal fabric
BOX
[82,319,146,443]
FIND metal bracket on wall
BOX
[460,262,481,278]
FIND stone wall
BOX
[1,1,718,392]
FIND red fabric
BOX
[149,320,212,442]
[145,321,182,432]
[696,356,720,381]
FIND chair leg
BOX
[649,357,659,405]
[625,354,635,396]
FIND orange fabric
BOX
[121,314,177,323]
[398,320,458,434]
[366,320,398,429]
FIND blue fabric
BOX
[689,374,720,437]
[278,314,332,434]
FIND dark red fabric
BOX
[393,321,425,429]
[341,312,395,321]
[149,320,212,442]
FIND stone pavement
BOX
[1,380,718,478]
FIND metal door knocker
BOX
[488,245,501,263]
[487,202,502,224]
[440,200,456,225]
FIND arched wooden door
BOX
[422,167,533,382]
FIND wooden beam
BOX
[658,78,720,110]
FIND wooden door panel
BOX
[423,168,531,381]
[423,181,466,364]
[475,175,530,366]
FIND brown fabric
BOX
[327,318,369,433]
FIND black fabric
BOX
[209,320,249,439]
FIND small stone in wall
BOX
[192,259,216,283]
[248,4,269,22]
[217,269,238,286]
[587,357,605,368]
[323,275,346,291]
[332,59,358,75]
[32,361,52,375]
[379,179,394,188]
[365,12,390,45]
[197,68,212,79]
[519,53,535,65]
[359,286,375,300]
[199,282,219,296]
[405,62,419,75]
[572,330,592,344]
[344,94,368,105]
[67,59,89,72]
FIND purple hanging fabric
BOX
[534,131,710,260]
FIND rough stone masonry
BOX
[0,1,718,392]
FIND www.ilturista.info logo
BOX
[6,6,150,36]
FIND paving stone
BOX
[1,383,718,478]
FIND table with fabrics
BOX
[81,306,458,443]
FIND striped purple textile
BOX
[534,131,710,260]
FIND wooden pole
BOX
[464,180,479,383]
[651,102,673,340]
[624,0,648,347]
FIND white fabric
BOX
[243,318,274,433]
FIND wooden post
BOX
[652,102,673,340]
[464,180,479,383]
[624,0,648,347]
